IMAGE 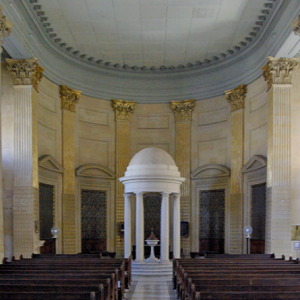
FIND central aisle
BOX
[125,262,177,300]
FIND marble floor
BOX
[125,275,177,300]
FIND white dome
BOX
[129,147,176,167]
[120,147,185,194]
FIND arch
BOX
[38,155,64,173]
[75,164,115,179]
[191,164,231,179]
[242,155,267,173]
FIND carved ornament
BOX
[60,85,81,112]
[6,58,44,92]
[171,99,194,121]
[262,57,299,90]
[0,6,13,43]
[112,99,135,121]
[225,84,247,112]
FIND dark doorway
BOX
[250,183,266,254]
[39,183,55,254]
[81,190,107,253]
[199,189,225,254]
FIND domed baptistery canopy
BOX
[120,147,185,194]
[120,147,185,263]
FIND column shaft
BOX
[124,193,132,258]
[160,193,170,263]
[135,193,144,263]
[173,193,181,259]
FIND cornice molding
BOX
[6,58,44,91]
[1,1,300,103]
[171,99,194,122]
[225,84,247,112]
[60,85,81,112]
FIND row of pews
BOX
[0,253,131,300]
[174,253,300,300]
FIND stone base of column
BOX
[230,193,243,254]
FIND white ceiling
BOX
[34,0,271,68]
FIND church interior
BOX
[1,0,300,299]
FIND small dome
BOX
[129,147,176,167]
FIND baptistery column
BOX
[112,100,135,256]
[173,193,181,259]
[0,7,12,261]
[262,57,299,257]
[124,193,132,259]
[6,58,44,257]
[160,192,170,263]
[171,99,194,256]
[60,85,81,254]
[135,192,144,263]
[225,84,247,254]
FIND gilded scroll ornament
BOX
[171,99,194,121]
[225,85,247,112]
[0,6,13,43]
[112,99,135,121]
[262,57,299,90]
[292,15,300,36]
[6,58,44,92]
[60,85,81,112]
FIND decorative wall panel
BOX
[199,190,225,253]
[81,190,107,252]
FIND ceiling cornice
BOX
[1,0,300,103]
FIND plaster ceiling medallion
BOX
[26,0,275,73]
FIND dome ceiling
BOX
[29,0,274,71]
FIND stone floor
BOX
[125,275,177,300]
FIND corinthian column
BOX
[171,99,194,256]
[6,58,44,258]
[60,85,81,254]
[0,7,12,261]
[262,57,299,257]
[225,84,247,254]
[112,99,135,256]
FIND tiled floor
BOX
[125,275,177,300]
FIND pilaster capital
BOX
[292,15,300,36]
[6,58,44,92]
[171,99,194,122]
[60,85,81,112]
[0,6,13,44]
[112,99,135,121]
[225,84,247,112]
[262,57,299,90]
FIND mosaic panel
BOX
[39,183,54,240]
[199,190,225,253]
[144,194,162,240]
[81,190,107,252]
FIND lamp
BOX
[243,226,253,254]
[51,227,59,239]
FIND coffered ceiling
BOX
[29,0,273,70]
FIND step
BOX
[132,262,173,277]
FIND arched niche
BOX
[38,155,64,253]
[190,164,231,253]
[75,164,116,253]
[242,155,267,254]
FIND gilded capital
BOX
[262,57,299,90]
[292,15,300,36]
[6,58,44,92]
[60,85,81,112]
[112,99,135,121]
[171,99,194,122]
[0,6,13,43]
[225,84,247,112]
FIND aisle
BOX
[125,275,177,300]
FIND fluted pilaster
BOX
[60,85,81,253]
[225,85,247,253]
[263,57,299,257]
[112,99,135,256]
[171,99,194,256]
